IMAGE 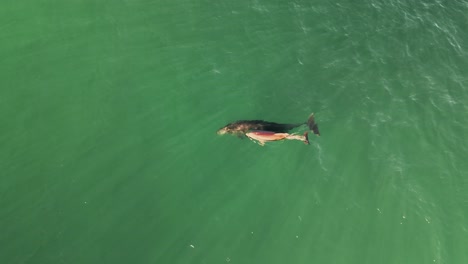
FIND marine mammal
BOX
[217,113,320,145]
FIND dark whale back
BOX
[221,113,320,135]
[230,120,302,133]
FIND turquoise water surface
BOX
[1,0,468,263]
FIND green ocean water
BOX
[1,0,468,263]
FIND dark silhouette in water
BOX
[217,113,320,145]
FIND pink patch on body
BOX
[246,131,289,141]
[249,130,276,136]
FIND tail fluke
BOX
[307,113,320,136]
